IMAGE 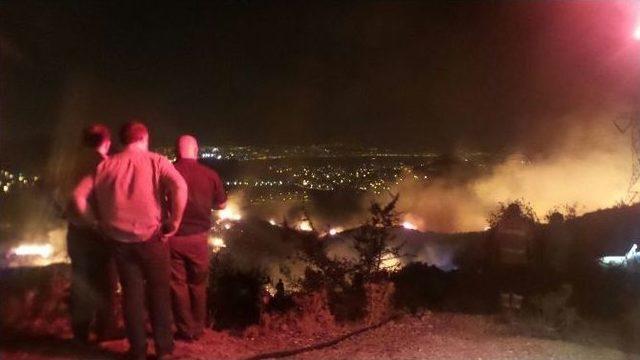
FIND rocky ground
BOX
[1,312,635,360]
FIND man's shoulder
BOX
[176,160,219,176]
[198,162,222,179]
[148,151,172,163]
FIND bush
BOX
[528,284,578,330]
[292,195,404,322]
[208,255,268,330]
[391,262,449,314]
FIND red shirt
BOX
[173,159,226,236]
[92,147,186,242]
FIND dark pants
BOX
[169,232,210,336]
[67,224,119,342]
[113,236,173,358]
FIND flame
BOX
[380,254,401,271]
[217,202,242,222]
[402,221,418,230]
[207,236,226,254]
[268,219,277,226]
[298,220,313,232]
[264,283,277,297]
[10,244,54,258]
[329,227,343,236]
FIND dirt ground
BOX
[1,312,635,360]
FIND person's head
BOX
[176,135,199,160]
[82,124,111,156]
[119,121,149,149]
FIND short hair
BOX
[82,124,111,148]
[119,121,149,145]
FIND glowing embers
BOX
[208,236,227,253]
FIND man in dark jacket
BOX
[170,135,227,341]
[65,124,120,343]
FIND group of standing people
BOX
[66,121,226,360]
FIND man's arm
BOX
[71,174,98,226]
[159,158,188,237]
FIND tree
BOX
[352,194,404,281]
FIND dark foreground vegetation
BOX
[2,199,640,359]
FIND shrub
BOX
[391,262,449,314]
[208,255,268,330]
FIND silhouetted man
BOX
[73,121,187,360]
[170,135,226,341]
[65,124,119,343]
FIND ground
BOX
[1,312,635,360]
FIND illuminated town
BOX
[158,144,492,203]
[0,145,492,201]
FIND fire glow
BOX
[208,236,227,253]
[297,220,313,232]
[402,221,418,230]
[217,202,242,222]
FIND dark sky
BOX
[1,1,639,170]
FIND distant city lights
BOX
[0,169,38,196]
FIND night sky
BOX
[1,1,639,170]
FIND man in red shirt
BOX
[73,121,187,360]
[170,135,226,341]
